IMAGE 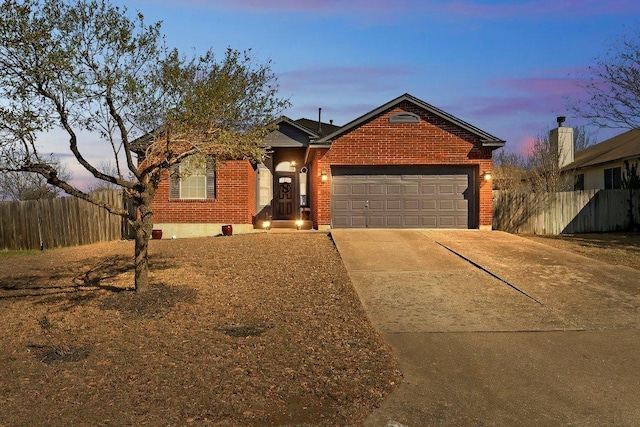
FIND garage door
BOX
[331,166,474,229]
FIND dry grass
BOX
[0,233,401,426]
[521,232,640,271]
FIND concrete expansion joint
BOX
[434,240,545,306]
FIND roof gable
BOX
[563,128,640,171]
[265,116,342,148]
[316,93,505,148]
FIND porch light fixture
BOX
[320,171,328,182]
[483,170,492,181]
[262,220,271,230]
[295,219,304,230]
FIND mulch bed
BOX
[0,233,401,426]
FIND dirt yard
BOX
[0,233,401,426]
[522,232,640,271]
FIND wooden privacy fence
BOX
[0,190,135,251]
[493,189,640,235]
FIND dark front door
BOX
[276,175,296,219]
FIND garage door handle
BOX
[365,200,369,209]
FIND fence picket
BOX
[493,189,640,234]
[0,190,133,251]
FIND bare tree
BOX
[493,150,530,192]
[0,0,288,291]
[86,161,124,192]
[574,28,640,129]
[0,154,72,200]
[573,125,596,153]
[494,125,586,192]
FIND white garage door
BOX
[331,166,475,228]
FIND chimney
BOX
[318,108,322,133]
[550,116,574,169]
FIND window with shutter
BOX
[169,156,216,199]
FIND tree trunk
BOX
[133,200,154,292]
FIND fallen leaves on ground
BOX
[0,233,401,426]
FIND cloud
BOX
[422,0,640,20]
[148,0,414,14]
[143,0,640,19]
[279,65,420,94]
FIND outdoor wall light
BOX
[295,219,304,230]
[483,171,492,181]
[262,220,271,229]
[320,171,328,182]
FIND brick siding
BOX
[311,102,494,228]
[152,160,255,224]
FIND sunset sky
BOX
[48,0,640,187]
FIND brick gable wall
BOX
[152,160,255,224]
[311,102,494,228]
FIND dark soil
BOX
[0,233,401,426]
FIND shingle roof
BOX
[315,93,505,147]
[293,118,341,138]
[562,128,640,171]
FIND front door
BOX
[276,175,296,219]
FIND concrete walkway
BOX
[331,229,640,426]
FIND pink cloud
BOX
[424,0,640,20]
[491,76,584,95]
[158,0,640,19]
[279,65,420,94]
[155,0,413,14]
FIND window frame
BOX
[169,156,216,200]
[604,167,622,189]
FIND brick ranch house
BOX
[138,93,505,237]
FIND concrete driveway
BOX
[330,229,640,427]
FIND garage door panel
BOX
[368,184,384,195]
[404,183,419,195]
[331,167,474,229]
[333,199,350,211]
[333,183,349,196]
[369,200,384,211]
[386,199,402,211]
[438,184,455,196]
[404,200,420,211]
[439,215,456,228]
[404,215,419,226]
[386,184,402,195]
[422,184,437,195]
[422,199,437,211]
[386,215,403,227]
[421,215,438,227]
[352,184,367,195]
[368,215,385,227]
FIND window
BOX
[604,167,622,189]
[180,157,206,199]
[574,173,584,191]
[170,156,216,199]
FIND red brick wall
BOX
[152,160,255,224]
[313,102,494,228]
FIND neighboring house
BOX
[562,128,640,190]
[141,93,505,237]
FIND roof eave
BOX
[317,93,504,144]
[482,140,506,148]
